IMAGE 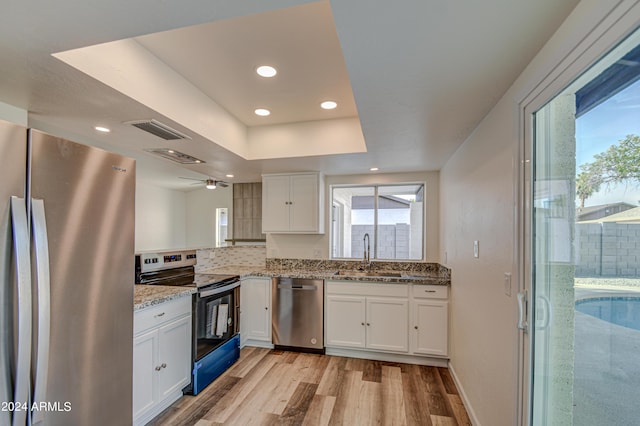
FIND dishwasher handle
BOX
[277,283,318,290]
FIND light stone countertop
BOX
[135,266,450,310]
[199,266,451,286]
[134,285,195,311]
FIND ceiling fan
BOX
[179,177,229,189]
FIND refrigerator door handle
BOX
[10,196,32,426]
[31,199,51,425]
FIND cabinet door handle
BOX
[366,323,370,326]
[155,312,165,318]
[155,366,162,371]
[161,363,167,369]
[265,306,268,310]
[424,290,436,293]
[414,326,418,330]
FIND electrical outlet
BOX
[473,240,479,258]
[504,272,512,296]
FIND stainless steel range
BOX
[135,250,240,395]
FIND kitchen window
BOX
[330,184,424,260]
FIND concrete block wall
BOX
[351,224,411,259]
[576,223,640,277]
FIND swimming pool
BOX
[576,297,640,331]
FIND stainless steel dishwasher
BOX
[272,277,324,353]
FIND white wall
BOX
[185,185,233,248]
[441,96,518,426]
[267,171,439,261]
[440,1,640,425]
[135,181,187,252]
[0,101,27,126]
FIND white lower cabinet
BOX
[133,296,192,426]
[411,299,448,356]
[325,295,366,348]
[325,282,409,353]
[240,277,272,347]
[411,284,449,357]
[325,281,449,359]
[366,297,409,352]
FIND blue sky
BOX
[576,78,640,206]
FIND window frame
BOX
[329,182,426,261]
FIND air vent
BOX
[126,119,191,140]
[144,148,205,164]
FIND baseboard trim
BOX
[448,361,481,426]
[242,339,274,349]
[326,347,448,367]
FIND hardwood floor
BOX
[149,347,472,426]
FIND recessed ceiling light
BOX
[255,108,271,117]
[256,65,277,78]
[95,126,110,133]
[320,101,337,110]
[370,167,379,171]
[167,149,175,153]
[226,174,234,178]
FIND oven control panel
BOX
[136,250,197,273]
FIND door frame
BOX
[515,2,640,424]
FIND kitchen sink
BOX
[334,270,402,278]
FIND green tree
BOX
[577,134,640,207]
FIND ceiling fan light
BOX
[205,179,216,190]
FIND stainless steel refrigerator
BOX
[1,119,136,425]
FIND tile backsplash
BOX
[196,246,266,271]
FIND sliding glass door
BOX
[528,28,640,425]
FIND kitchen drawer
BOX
[412,285,448,299]
[134,296,191,335]
[326,281,408,298]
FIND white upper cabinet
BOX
[262,172,324,234]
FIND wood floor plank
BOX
[276,349,300,364]
[328,370,364,425]
[148,348,472,426]
[437,367,459,395]
[412,365,455,418]
[381,365,407,426]
[362,360,383,383]
[430,414,457,426]
[279,382,319,425]
[448,394,472,426]
[221,361,293,424]
[294,353,331,384]
[148,375,241,426]
[226,346,269,378]
[357,380,383,424]
[202,352,280,423]
[316,356,347,396]
[345,356,368,372]
[302,394,336,426]
[402,365,433,426]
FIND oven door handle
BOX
[199,281,240,298]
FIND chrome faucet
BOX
[363,233,371,270]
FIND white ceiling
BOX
[0,0,580,190]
